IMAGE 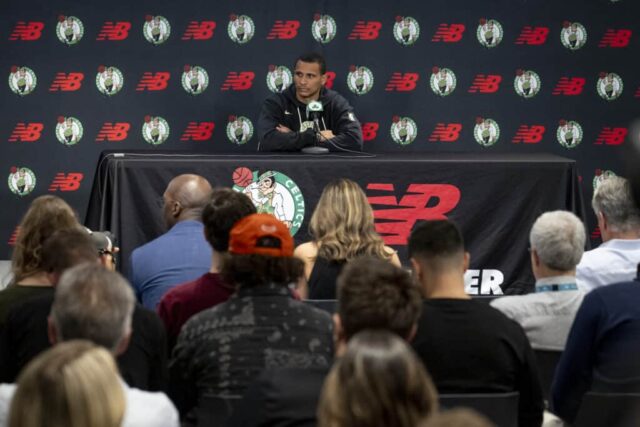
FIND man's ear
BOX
[171,201,182,218]
[410,257,422,278]
[320,73,328,86]
[333,313,344,342]
[115,329,132,356]
[531,248,541,268]
[463,252,470,272]
[47,316,58,346]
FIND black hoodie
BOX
[257,85,363,152]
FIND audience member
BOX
[408,220,543,427]
[170,213,333,424]
[318,330,438,427]
[130,174,213,309]
[89,229,118,271]
[419,408,495,427]
[294,178,400,299]
[158,188,256,350]
[491,211,586,350]
[577,176,640,291]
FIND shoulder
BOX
[323,88,352,108]
[490,295,528,319]
[123,388,179,427]
[295,242,318,259]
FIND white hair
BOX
[592,176,640,233]
[529,211,585,271]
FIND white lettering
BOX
[464,269,504,295]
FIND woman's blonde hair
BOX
[9,340,125,427]
[318,330,438,427]
[309,179,389,261]
[11,195,79,283]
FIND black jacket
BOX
[257,85,363,152]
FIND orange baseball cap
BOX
[228,213,293,257]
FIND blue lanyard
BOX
[535,283,578,293]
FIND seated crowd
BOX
[0,174,639,427]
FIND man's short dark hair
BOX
[221,254,303,289]
[202,188,256,252]
[337,256,422,341]
[408,220,464,261]
[295,52,326,75]
[41,228,98,274]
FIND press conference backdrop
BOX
[1,0,638,263]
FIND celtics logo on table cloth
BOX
[474,117,500,147]
[56,15,83,45]
[477,18,503,48]
[597,72,623,101]
[8,167,36,196]
[514,69,541,98]
[226,115,253,144]
[312,14,336,44]
[228,14,255,44]
[181,65,209,95]
[393,16,419,46]
[430,67,456,96]
[96,66,123,96]
[560,21,587,50]
[390,116,417,145]
[143,15,170,45]
[593,170,616,190]
[557,120,583,148]
[8,66,36,96]
[266,65,292,93]
[142,115,170,145]
[55,116,83,146]
[347,65,374,95]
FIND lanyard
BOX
[535,283,578,293]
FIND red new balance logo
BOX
[385,73,419,91]
[468,75,502,93]
[136,72,170,91]
[96,22,131,41]
[598,29,632,48]
[515,26,549,45]
[220,72,255,91]
[182,21,216,40]
[512,125,546,144]
[362,123,379,141]
[8,226,20,246]
[367,183,461,245]
[552,77,586,96]
[267,20,300,39]
[591,226,601,241]
[595,127,627,146]
[9,123,44,142]
[431,24,465,42]
[9,21,44,40]
[96,123,130,142]
[181,122,215,141]
[635,86,640,98]
[49,73,84,92]
[324,71,336,90]
[428,123,462,142]
[48,173,83,192]
[348,21,382,40]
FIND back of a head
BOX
[295,51,326,74]
[166,173,213,217]
[408,220,465,271]
[529,211,585,271]
[41,228,98,277]
[592,176,640,233]
[51,263,135,351]
[202,187,257,252]
[318,330,438,427]
[337,256,422,340]
[419,409,495,427]
[9,340,124,427]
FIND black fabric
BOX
[307,257,346,300]
[412,298,544,427]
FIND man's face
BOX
[294,60,326,103]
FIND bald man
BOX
[129,174,213,309]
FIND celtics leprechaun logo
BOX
[228,14,255,44]
[390,116,417,145]
[430,67,456,96]
[477,18,503,48]
[311,14,337,43]
[597,72,623,101]
[56,15,83,45]
[514,69,541,98]
[556,119,583,148]
[226,115,254,144]
[55,116,83,146]
[393,16,420,46]
[96,66,123,96]
[8,167,36,196]
[474,117,500,147]
[560,21,587,50]
[142,115,170,145]
[143,15,170,45]
[266,65,292,93]
[8,66,36,96]
[181,65,209,95]
[347,65,374,95]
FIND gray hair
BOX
[592,176,640,233]
[529,211,585,271]
[51,263,134,352]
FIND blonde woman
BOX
[8,340,125,427]
[318,330,438,427]
[295,179,400,299]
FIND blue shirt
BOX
[130,220,211,310]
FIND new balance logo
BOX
[220,72,255,91]
[96,21,131,41]
[598,29,632,48]
[635,86,640,98]
[385,73,419,92]
[96,123,130,142]
[468,75,502,93]
[324,71,336,89]
[428,123,462,142]
[515,26,549,45]
[9,123,44,142]
[595,127,627,146]
[8,227,19,246]
[512,125,546,144]
[182,21,216,40]
[361,122,379,141]
[136,72,170,91]
[49,73,84,92]
[591,226,601,241]
[348,21,382,40]
[431,24,465,42]
[180,122,215,141]
[267,20,300,40]
[9,21,44,40]
[48,173,83,192]
[552,77,586,96]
